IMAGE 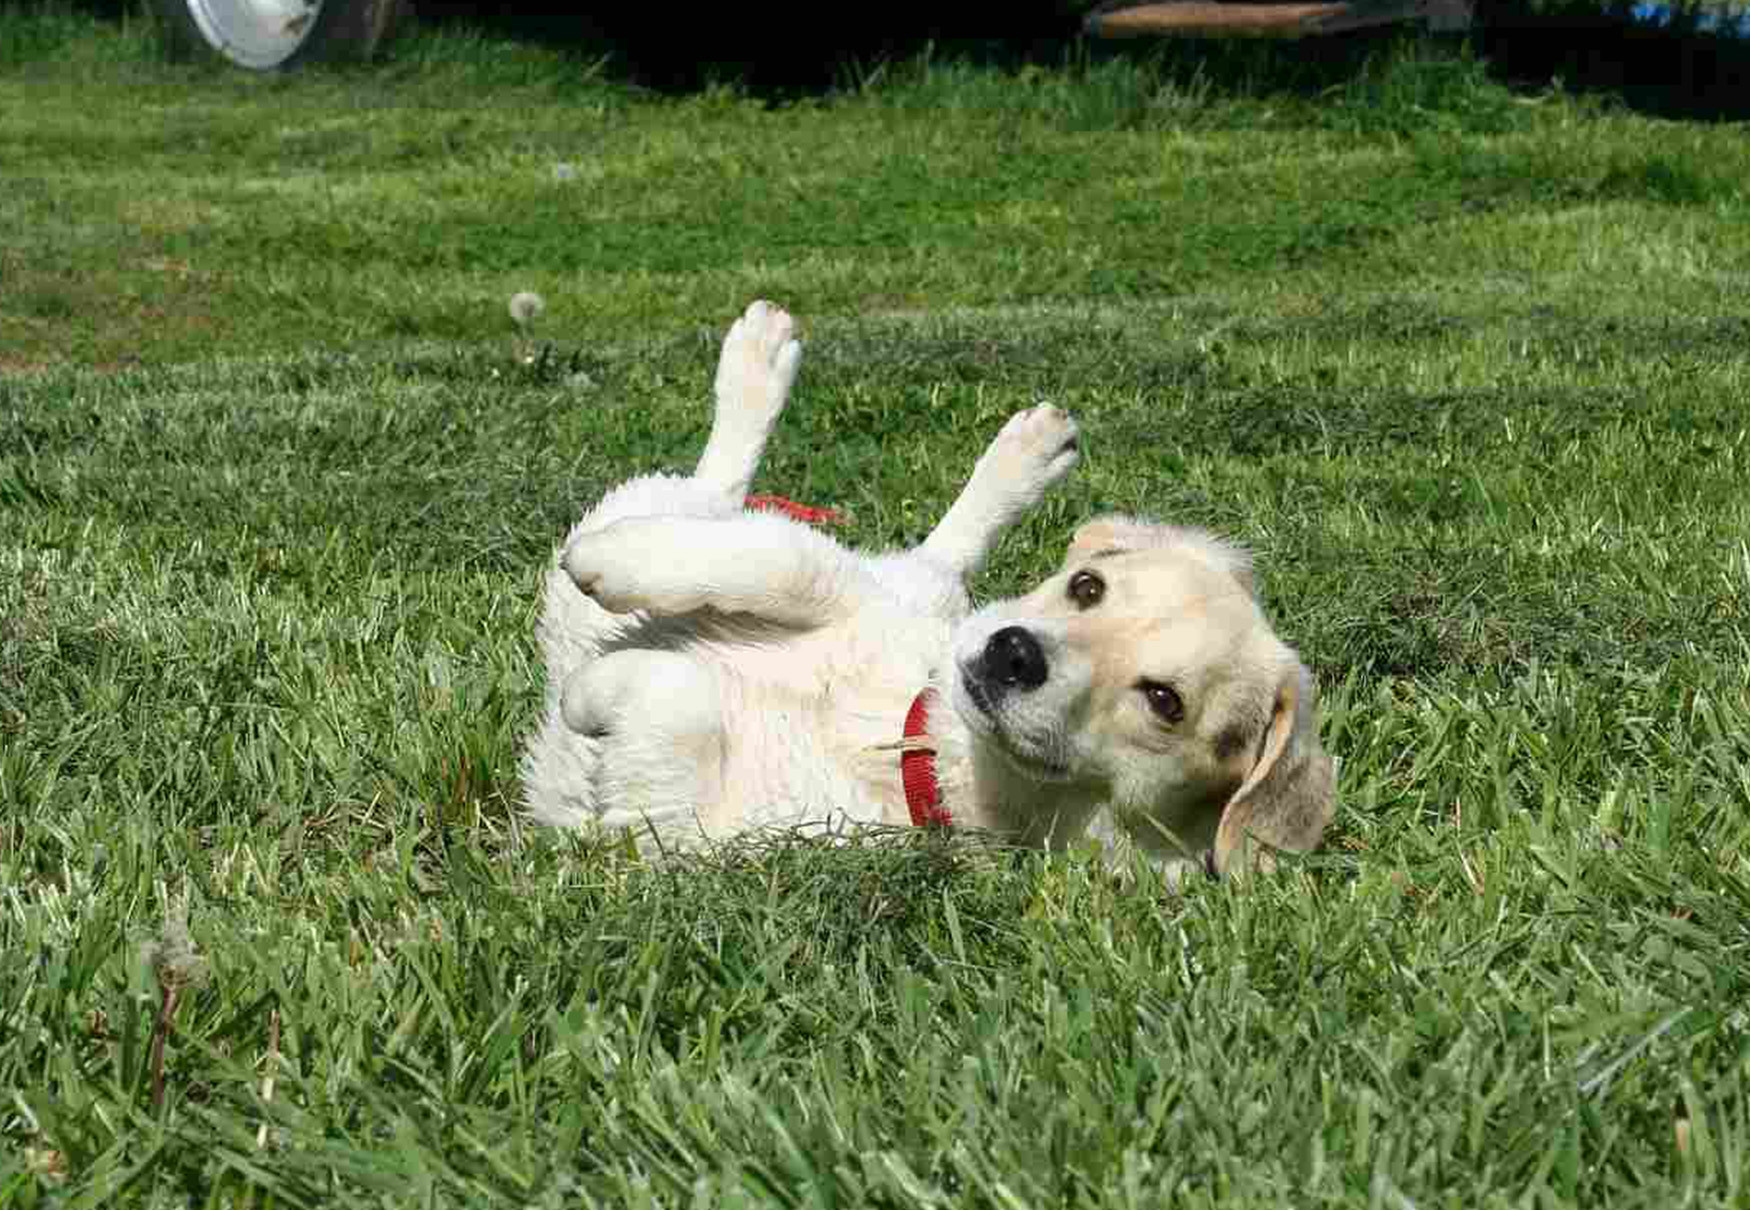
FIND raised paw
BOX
[695,300,803,499]
[918,403,1081,576]
[977,403,1080,497]
[712,300,801,436]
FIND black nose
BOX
[983,626,1048,690]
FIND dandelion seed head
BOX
[509,292,546,327]
[142,902,209,991]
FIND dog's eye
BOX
[1067,570,1105,609]
[1138,679,1184,724]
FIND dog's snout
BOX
[984,626,1048,690]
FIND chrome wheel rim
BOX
[184,0,323,69]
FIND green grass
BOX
[4,8,1750,1207]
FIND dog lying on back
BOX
[521,301,1334,880]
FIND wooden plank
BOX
[1083,1,1463,41]
[1087,3,1350,39]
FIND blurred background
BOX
[16,0,1750,117]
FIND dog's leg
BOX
[540,302,801,649]
[563,512,857,629]
[546,300,801,559]
[559,649,728,837]
[920,404,1080,577]
[693,299,802,503]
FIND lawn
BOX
[2,8,1749,1207]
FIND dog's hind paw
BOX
[696,300,802,499]
[713,300,800,435]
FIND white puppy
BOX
[521,301,1334,879]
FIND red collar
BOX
[901,689,951,828]
[746,494,844,526]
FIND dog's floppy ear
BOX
[1213,661,1335,878]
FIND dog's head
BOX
[950,515,1334,877]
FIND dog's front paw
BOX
[562,529,649,615]
[983,403,1080,494]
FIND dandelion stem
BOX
[151,982,178,1112]
[257,1007,281,1149]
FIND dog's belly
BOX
[532,578,953,842]
[702,620,943,833]
[709,688,907,832]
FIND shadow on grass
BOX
[412,0,1750,121]
[1473,0,1750,120]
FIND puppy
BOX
[521,301,1334,879]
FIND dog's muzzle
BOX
[972,626,1049,696]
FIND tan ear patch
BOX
[1067,515,1151,562]
[1212,664,1335,877]
[1066,516,1257,597]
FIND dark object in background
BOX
[35,0,1750,119]
[1473,0,1750,119]
[412,1,1086,92]
[415,0,1750,114]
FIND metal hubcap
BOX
[184,0,323,69]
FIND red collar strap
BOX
[746,494,844,526]
[901,689,951,828]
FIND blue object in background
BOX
[1628,2,1750,35]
